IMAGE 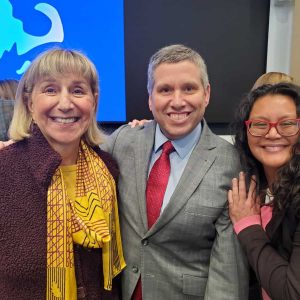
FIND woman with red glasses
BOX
[228,83,300,300]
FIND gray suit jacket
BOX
[102,120,248,300]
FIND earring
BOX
[29,118,36,132]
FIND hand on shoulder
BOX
[128,119,151,128]
[228,172,261,224]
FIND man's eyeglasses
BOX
[245,119,300,137]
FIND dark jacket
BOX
[0,128,121,300]
[238,208,300,300]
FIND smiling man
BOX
[102,44,248,300]
[148,59,209,140]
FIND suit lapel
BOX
[146,121,218,236]
[134,122,156,231]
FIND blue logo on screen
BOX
[0,0,64,74]
[0,0,126,122]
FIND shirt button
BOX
[142,239,149,246]
[132,265,139,273]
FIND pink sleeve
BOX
[233,215,261,234]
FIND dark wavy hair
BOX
[230,83,300,214]
[272,143,300,217]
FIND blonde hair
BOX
[0,79,19,100]
[9,48,104,146]
[252,72,294,90]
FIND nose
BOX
[172,90,185,108]
[265,126,281,138]
[57,90,74,111]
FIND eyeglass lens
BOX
[249,119,300,136]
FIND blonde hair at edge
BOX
[9,48,104,146]
[252,71,294,90]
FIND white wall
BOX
[267,0,295,73]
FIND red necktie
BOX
[146,140,174,228]
[132,141,174,300]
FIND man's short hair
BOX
[147,44,209,94]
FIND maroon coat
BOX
[0,129,121,300]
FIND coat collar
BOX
[18,126,62,194]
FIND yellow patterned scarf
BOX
[46,141,125,299]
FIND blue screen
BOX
[0,0,126,122]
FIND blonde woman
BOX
[0,49,125,299]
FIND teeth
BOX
[169,113,188,120]
[264,146,284,152]
[52,117,78,124]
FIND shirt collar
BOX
[154,122,202,159]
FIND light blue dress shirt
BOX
[148,122,202,213]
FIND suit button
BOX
[142,239,148,246]
[132,265,139,273]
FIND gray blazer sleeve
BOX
[100,124,128,154]
[204,149,249,300]
[205,205,249,299]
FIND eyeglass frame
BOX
[245,118,300,137]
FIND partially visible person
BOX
[228,83,300,300]
[0,79,18,100]
[0,79,18,140]
[252,72,293,90]
[103,44,248,299]
[0,48,125,299]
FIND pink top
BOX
[233,205,273,300]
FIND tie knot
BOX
[162,141,174,155]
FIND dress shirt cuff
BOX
[233,215,261,234]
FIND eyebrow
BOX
[39,77,56,83]
[249,114,297,120]
[72,80,89,86]
[38,78,88,86]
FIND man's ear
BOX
[204,84,211,107]
[148,96,153,112]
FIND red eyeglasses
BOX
[245,119,300,137]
